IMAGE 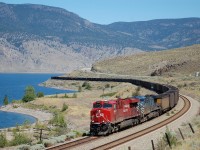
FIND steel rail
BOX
[46,136,99,150]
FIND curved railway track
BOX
[46,136,99,150]
[92,94,190,150]
[46,94,190,150]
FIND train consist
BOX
[51,76,179,136]
[90,81,179,135]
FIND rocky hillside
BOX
[91,44,200,77]
[0,2,200,72]
[107,18,200,50]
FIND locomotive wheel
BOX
[114,125,119,132]
[117,125,120,132]
[156,111,160,117]
[136,118,140,124]
[90,132,97,136]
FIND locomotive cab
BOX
[90,100,115,135]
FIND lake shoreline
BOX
[0,104,53,129]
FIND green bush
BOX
[22,95,34,102]
[22,120,31,129]
[16,144,30,150]
[30,144,45,150]
[72,93,77,98]
[166,112,170,116]
[13,123,20,132]
[9,132,31,146]
[85,84,92,90]
[34,122,48,130]
[156,137,166,150]
[49,113,66,127]
[136,86,141,93]
[43,136,66,147]
[157,126,178,149]
[22,86,36,102]
[132,87,141,96]
[43,139,57,147]
[73,130,82,137]
[3,95,9,105]
[0,132,7,148]
[63,93,69,98]
[177,84,182,88]
[37,92,44,98]
[52,127,67,136]
[61,103,68,112]
[51,135,66,143]
[82,81,88,87]
[12,100,22,104]
[105,84,110,88]
[100,92,117,98]
[13,105,19,108]
[66,132,76,139]
[164,127,178,146]
[82,82,92,90]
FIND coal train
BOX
[51,77,179,136]
[90,81,179,135]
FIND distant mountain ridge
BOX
[108,18,200,50]
[0,2,200,72]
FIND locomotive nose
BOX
[92,109,104,123]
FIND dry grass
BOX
[172,116,200,150]
[92,44,200,76]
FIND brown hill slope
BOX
[91,44,200,76]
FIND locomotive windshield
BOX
[103,103,112,108]
[93,103,112,108]
[93,103,102,108]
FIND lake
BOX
[0,73,74,129]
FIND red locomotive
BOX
[90,96,161,135]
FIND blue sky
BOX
[1,0,200,24]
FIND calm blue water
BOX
[0,73,74,129]
[0,111,36,129]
